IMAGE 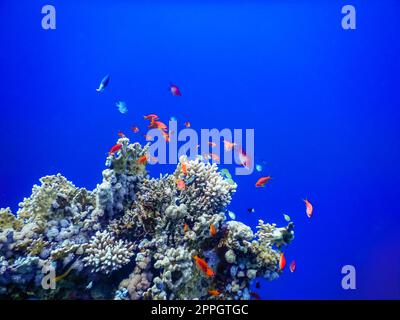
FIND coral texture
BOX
[0,138,294,300]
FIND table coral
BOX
[0,138,294,300]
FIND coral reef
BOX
[0,138,294,300]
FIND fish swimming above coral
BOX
[0,137,294,300]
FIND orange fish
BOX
[118,131,125,138]
[193,255,215,278]
[137,154,148,165]
[304,199,313,218]
[109,143,122,155]
[144,114,159,121]
[255,176,272,187]
[209,153,220,162]
[208,290,221,296]
[148,120,168,131]
[131,126,139,133]
[143,134,153,140]
[184,223,189,233]
[208,142,217,148]
[210,224,217,237]
[290,260,296,273]
[223,140,237,152]
[176,179,186,190]
[181,162,188,175]
[279,253,286,271]
[184,121,191,128]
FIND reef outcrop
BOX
[0,138,294,299]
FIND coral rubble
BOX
[0,138,294,300]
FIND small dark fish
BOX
[247,208,255,213]
[96,74,110,92]
[255,281,261,289]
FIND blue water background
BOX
[1,0,399,299]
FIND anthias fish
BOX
[208,290,221,296]
[137,154,148,164]
[144,114,159,121]
[209,224,217,237]
[148,120,168,131]
[224,140,237,152]
[96,74,110,92]
[255,176,272,187]
[304,199,313,218]
[181,161,188,175]
[184,223,189,233]
[290,260,296,273]
[238,149,251,168]
[176,179,186,190]
[109,143,122,155]
[193,255,215,278]
[279,253,286,271]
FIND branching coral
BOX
[82,230,135,274]
[0,138,294,300]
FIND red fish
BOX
[224,140,237,152]
[131,126,139,133]
[279,253,286,271]
[255,176,272,187]
[144,114,159,121]
[137,154,148,164]
[290,260,296,273]
[304,198,313,218]
[210,224,217,237]
[170,84,182,96]
[109,143,122,155]
[193,255,215,277]
[118,131,125,138]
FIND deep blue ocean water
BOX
[1,1,399,299]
